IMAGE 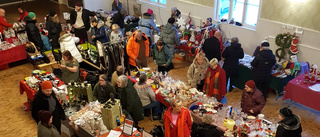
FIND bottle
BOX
[116,116,120,126]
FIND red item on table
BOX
[0,44,27,66]
[99,126,141,137]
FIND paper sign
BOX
[123,119,133,136]
[142,129,153,137]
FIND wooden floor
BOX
[1,0,320,136]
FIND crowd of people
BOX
[0,0,302,136]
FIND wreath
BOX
[275,33,294,61]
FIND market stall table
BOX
[0,44,26,69]
[283,74,320,111]
[231,65,294,99]
[19,73,65,110]
[100,126,141,137]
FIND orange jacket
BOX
[126,32,149,67]
[163,107,192,137]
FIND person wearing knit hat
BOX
[160,17,180,55]
[251,40,276,100]
[32,81,66,134]
[70,1,96,44]
[276,107,302,137]
[28,12,36,19]
[240,80,265,116]
[37,110,60,137]
[24,11,44,52]
[46,9,61,51]
[138,8,160,54]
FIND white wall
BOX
[129,0,320,65]
[83,0,114,11]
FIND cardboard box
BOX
[175,53,186,62]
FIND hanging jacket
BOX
[126,31,149,67]
[251,49,276,83]
[241,87,265,116]
[163,107,192,137]
[25,16,44,50]
[222,42,244,76]
[187,57,209,88]
[276,114,302,137]
[46,16,62,49]
[138,13,160,37]
[59,33,83,62]
[160,23,180,46]
[153,45,173,66]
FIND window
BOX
[140,0,166,5]
[217,0,260,27]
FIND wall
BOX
[260,0,320,31]
[83,0,113,11]
[128,0,320,65]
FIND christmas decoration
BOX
[275,33,294,61]
[290,37,299,54]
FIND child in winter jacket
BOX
[110,24,123,44]
[40,31,51,51]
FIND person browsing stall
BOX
[70,2,96,43]
[160,17,180,55]
[276,107,302,137]
[93,74,116,104]
[111,66,125,88]
[24,12,44,51]
[203,58,226,102]
[90,18,108,44]
[46,10,62,51]
[37,110,60,137]
[58,50,80,83]
[127,29,149,68]
[134,73,161,120]
[153,39,174,74]
[163,98,192,137]
[32,81,66,134]
[191,114,221,137]
[139,8,160,48]
[187,51,209,91]
[241,80,265,116]
[116,75,144,123]
[222,37,244,92]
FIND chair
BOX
[144,108,153,121]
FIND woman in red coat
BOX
[203,58,226,102]
[17,5,28,22]
[241,80,265,116]
[163,98,192,137]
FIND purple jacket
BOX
[241,88,265,116]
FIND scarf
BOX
[204,66,220,98]
[164,108,187,137]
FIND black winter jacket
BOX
[202,36,221,61]
[46,17,62,49]
[276,115,302,137]
[70,8,96,31]
[222,43,244,76]
[191,123,222,137]
[24,16,44,50]
[32,90,66,123]
[251,49,276,83]
[116,80,144,122]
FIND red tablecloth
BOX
[0,44,27,66]
[283,74,320,111]
[128,76,170,107]
[100,126,141,137]
[19,74,65,101]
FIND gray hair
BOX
[209,58,218,66]
[118,75,128,88]
[231,37,239,44]
[169,98,181,107]
[202,114,215,124]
